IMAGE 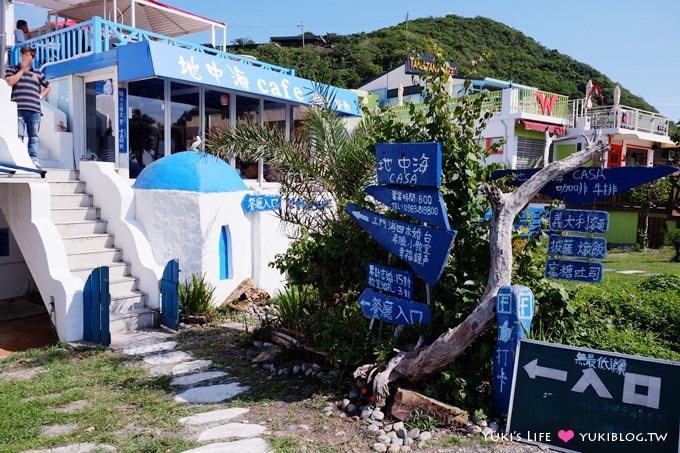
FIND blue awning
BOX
[117,41,362,117]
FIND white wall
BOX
[38,100,74,168]
[0,80,36,169]
[0,208,34,299]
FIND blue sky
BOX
[16,0,680,121]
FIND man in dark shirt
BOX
[4,46,51,168]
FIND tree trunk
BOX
[357,133,608,407]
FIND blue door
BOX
[83,266,111,346]
[161,259,180,330]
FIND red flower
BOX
[361,387,367,394]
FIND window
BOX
[219,226,232,280]
[516,136,545,168]
[128,79,165,168]
[0,228,9,257]
[171,82,200,153]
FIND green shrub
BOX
[179,273,216,316]
[667,230,680,262]
[271,285,320,333]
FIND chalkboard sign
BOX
[367,263,414,299]
[375,142,442,187]
[545,258,603,283]
[365,185,450,230]
[548,235,607,260]
[507,340,680,453]
[549,209,609,234]
[346,203,456,286]
[490,166,678,205]
[358,287,431,326]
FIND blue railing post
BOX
[92,16,103,54]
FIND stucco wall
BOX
[0,208,34,300]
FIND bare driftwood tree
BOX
[356,132,609,407]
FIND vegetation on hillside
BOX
[231,14,657,112]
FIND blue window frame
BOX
[219,226,232,280]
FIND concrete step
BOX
[51,193,93,208]
[109,276,139,295]
[45,169,79,182]
[110,308,156,334]
[51,207,100,222]
[110,290,146,314]
[48,181,87,195]
[55,220,108,236]
[62,234,114,253]
[67,248,122,269]
[70,261,130,281]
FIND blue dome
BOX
[133,152,248,193]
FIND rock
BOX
[392,422,405,432]
[175,383,248,404]
[123,341,177,355]
[407,428,420,439]
[377,429,386,436]
[253,340,264,348]
[293,365,301,375]
[142,350,192,365]
[299,424,311,431]
[383,423,393,432]
[346,403,358,414]
[387,431,398,439]
[197,423,266,442]
[396,427,407,439]
[372,443,388,452]
[252,350,279,364]
[378,435,391,446]
[348,390,360,400]
[85,426,95,432]
[361,408,373,419]
[390,437,404,446]
[170,371,227,386]
[368,424,380,432]
[263,342,274,348]
[418,431,432,441]
[52,400,89,413]
[403,437,413,446]
[488,421,499,432]
[179,408,249,426]
[400,446,411,452]
[391,388,468,426]
[39,423,78,437]
[470,425,483,435]
[334,430,346,437]
[21,443,115,453]
[387,445,401,453]
[150,359,212,376]
[312,363,321,371]
[482,427,494,438]
[305,368,313,377]
[372,409,385,421]
[478,420,488,428]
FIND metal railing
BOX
[391,90,503,119]
[11,16,295,75]
[583,105,669,136]
[511,88,570,119]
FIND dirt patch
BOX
[0,365,46,381]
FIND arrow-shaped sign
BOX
[490,166,678,205]
[365,185,451,230]
[358,287,431,326]
[523,359,568,381]
[346,203,456,286]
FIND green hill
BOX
[231,14,657,112]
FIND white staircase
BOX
[48,170,155,333]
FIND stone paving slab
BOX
[196,423,266,442]
[150,360,213,377]
[181,438,271,452]
[110,329,176,350]
[38,423,78,437]
[171,371,229,387]
[21,444,116,453]
[175,383,248,404]
[179,408,249,426]
[142,350,193,365]
[123,341,178,356]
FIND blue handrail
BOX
[10,16,295,76]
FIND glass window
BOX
[205,90,231,137]
[171,82,200,153]
[263,100,286,132]
[46,78,72,131]
[128,79,165,170]
[235,95,260,126]
[85,79,116,163]
[291,104,309,138]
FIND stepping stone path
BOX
[110,328,271,452]
[22,443,116,453]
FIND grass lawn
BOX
[601,246,679,287]
[0,345,200,453]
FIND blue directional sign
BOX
[118,87,128,154]
[346,203,456,286]
[241,194,281,213]
[365,185,450,230]
[367,263,414,299]
[548,235,607,260]
[545,258,604,283]
[490,166,678,205]
[358,287,431,326]
[375,142,443,187]
[493,285,535,414]
[549,209,609,234]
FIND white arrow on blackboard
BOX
[349,209,370,222]
[523,359,568,381]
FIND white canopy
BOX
[17,0,226,44]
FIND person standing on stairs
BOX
[4,46,50,168]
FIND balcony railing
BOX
[391,88,570,121]
[578,105,669,136]
[11,16,295,75]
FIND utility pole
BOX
[405,12,409,32]
[297,20,304,48]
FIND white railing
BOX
[576,104,669,136]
